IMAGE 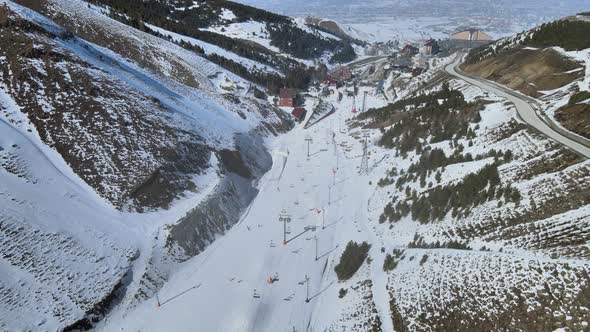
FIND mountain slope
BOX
[3,0,292,209]
[462,14,590,142]
[0,1,292,329]
[76,0,358,92]
[97,56,590,331]
[2,2,590,331]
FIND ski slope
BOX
[100,89,390,331]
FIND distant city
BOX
[236,0,590,41]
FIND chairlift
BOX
[268,272,279,284]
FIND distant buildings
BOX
[451,29,492,41]
[329,66,352,82]
[421,39,440,56]
[279,88,300,107]
[400,44,419,57]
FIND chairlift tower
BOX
[359,133,370,175]
[314,236,318,261]
[305,135,313,160]
[279,210,291,245]
[361,91,368,112]
[305,274,311,303]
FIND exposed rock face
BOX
[170,134,273,257]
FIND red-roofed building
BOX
[279,88,300,107]
[291,107,307,123]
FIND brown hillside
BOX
[555,102,590,139]
[460,48,583,97]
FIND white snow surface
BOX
[0,1,285,330]
[2,0,590,329]
[100,86,391,331]
[204,20,281,53]
[145,22,280,75]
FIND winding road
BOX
[445,54,590,159]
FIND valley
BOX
[1,0,590,331]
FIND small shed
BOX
[323,78,337,85]
[291,107,307,123]
[376,79,384,95]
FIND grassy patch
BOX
[569,90,590,105]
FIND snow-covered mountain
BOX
[0,0,292,329]
[98,51,590,331]
[2,1,590,331]
[75,0,359,91]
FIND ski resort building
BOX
[279,88,300,107]
[400,44,419,57]
[329,66,352,82]
[421,39,440,56]
[291,107,307,123]
[451,29,492,41]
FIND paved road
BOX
[446,54,590,159]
